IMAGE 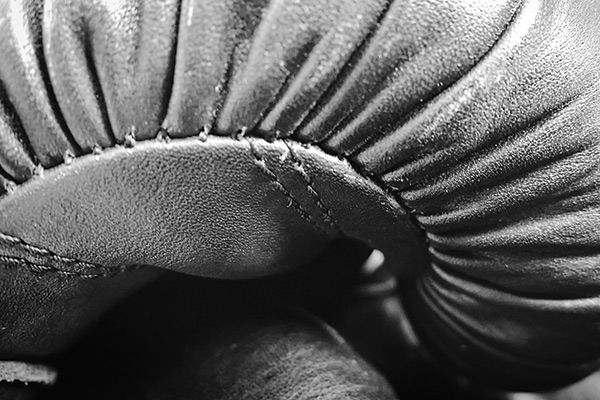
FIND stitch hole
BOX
[233,126,248,141]
[156,128,171,142]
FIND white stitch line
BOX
[0,231,132,278]
[244,137,329,236]
[283,139,341,232]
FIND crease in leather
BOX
[296,0,521,152]
[209,45,238,134]
[326,0,523,158]
[255,0,393,139]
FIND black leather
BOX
[1,0,600,397]
[49,274,400,400]
[0,136,426,278]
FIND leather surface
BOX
[49,275,399,400]
[0,265,160,358]
[0,0,599,395]
[0,136,426,278]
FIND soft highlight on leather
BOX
[0,0,599,395]
[0,136,426,278]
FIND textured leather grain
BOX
[0,0,599,396]
[0,136,426,278]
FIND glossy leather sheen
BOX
[0,0,599,394]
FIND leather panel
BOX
[0,265,160,358]
[0,135,423,278]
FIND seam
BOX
[0,255,129,279]
[0,231,132,278]
[350,160,432,265]
[0,132,426,265]
[283,139,341,233]
[244,136,329,236]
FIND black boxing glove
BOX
[0,0,599,397]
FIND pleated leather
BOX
[0,0,599,392]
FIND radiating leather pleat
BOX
[47,0,180,142]
[408,264,600,389]
[0,96,35,182]
[298,0,521,154]
[398,97,594,217]
[349,0,600,389]
[412,148,599,233]
[163,0,270,137]
[354,0,589,178]
[43,0,116,152]
[215,0,390,137]
[0,0,77,167]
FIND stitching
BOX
[283,139,341,233]
[244,137,329,235]
[351,161,432,258]
[0,231,132,278]
[0,255,130,279]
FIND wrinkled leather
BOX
[0,0,600,397]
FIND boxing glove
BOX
[1,0,599,397]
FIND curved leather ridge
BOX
[357,0,600,390]
[0,0,78,167]
[0,135,426,279]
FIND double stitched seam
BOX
[244,137,328,236]
[0,255,129,279]
[283,139,341,233]
[0,231,131,278]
